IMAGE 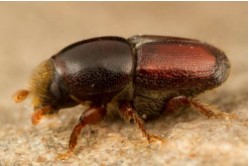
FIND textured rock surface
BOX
[0,2,247,166]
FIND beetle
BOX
[13,35,236,159]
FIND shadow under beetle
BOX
[13,35,237,159]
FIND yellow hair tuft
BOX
[29,59,54,107]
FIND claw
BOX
[148,134,163,143]
[56,150,73,160]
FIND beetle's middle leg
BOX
[166,96,238,120]
[57,105,107,160]
[119,100,161,142]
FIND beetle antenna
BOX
[12,89,30,103]
[31,105,53,125]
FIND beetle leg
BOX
[119,101,162,143]
[57,105,106,160]
[167,96,238,120]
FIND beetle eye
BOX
[50,81,61,99]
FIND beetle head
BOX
[13,59,57,125]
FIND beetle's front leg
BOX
[119,101,161,142]
[166,96,238,120]
[57,105,107,160]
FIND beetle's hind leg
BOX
[57,105,107,160]
[119,100,162,143]
[166,96,238,120]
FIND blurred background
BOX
[0,2,247,165]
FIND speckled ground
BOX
[0,2,247,166]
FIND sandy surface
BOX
[0,2,247,166]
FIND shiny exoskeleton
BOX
[13,35,234,159]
